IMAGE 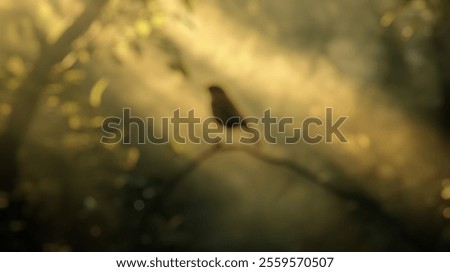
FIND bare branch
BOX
[154,144,435,250]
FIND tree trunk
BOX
[0,0,109,192]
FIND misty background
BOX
[0,0,449,251]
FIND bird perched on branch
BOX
[208,85,247,128]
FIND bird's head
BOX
[208,85,225,97]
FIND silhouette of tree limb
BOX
[154,144,438,250]
[0,0,110,192]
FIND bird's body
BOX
[208,85,247,128]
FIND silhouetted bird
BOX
[208,85,247,128]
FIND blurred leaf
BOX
[6,55,26,77]
[135,19,152,37]
[89,116,105,128]
[151,12,166,27]
[113,41,131,63]
[68,115,82,130]
[36,1,67,43]
[46,96,60,108]
[123,147,141,170]
[0,103,12,116]
[89,77,109,108]
[63,69,86,83]
[77,49,91,64]
[60,52,78,71]
[380,11,396,27]
[61,102,80,116]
